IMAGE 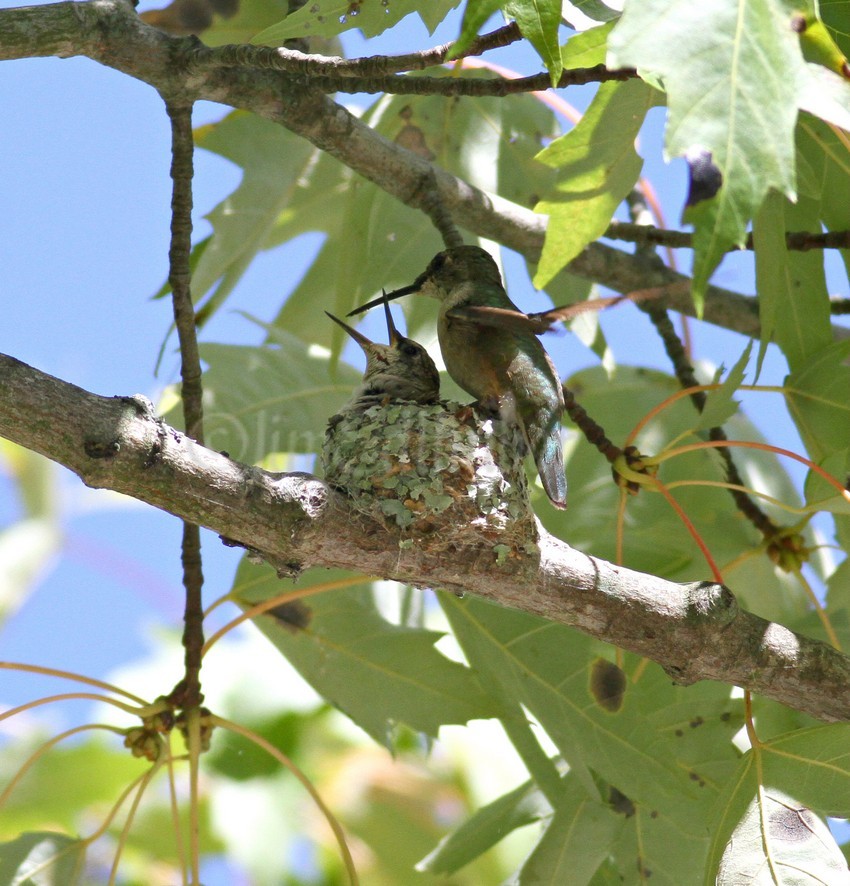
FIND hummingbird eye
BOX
[399,342,420,358]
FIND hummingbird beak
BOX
[347,281,421,317]
[325,311,374,350]
[381,289,402,346]
[325,311,391,365]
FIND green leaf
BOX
[207,710,318,781]
[707,725,850,884]
[252,0,459,44]
[199,0,294,46]
[120,795,224,870]
[821,0,850,58]
[440,595,701,812]
[785,340,850,464]
[505,0,563,85]
[826,551,850,616]
[796,114,850,281]
[0,832,86,886]
[716,788,850,885]
[804,449,850,515]
[561,0,620,28]
[763,724,850,815]
[533,79,657,288]
[419,778,551,874]
[517,782,623,885]
[190,111,328,322]
[177,323,361,461]
[608,0,803,298]
[561,20,616,69]
[754,191,833,373]
[449,0,504,59]
[694,341,751,432]
[232,561,499,748]
[0,443,61,627]
[599,677,743,884]
[0,738,146,833]
[441,596,749,882]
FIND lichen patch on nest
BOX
[322,401,537,551]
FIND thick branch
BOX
[0,0,800,343]
[2,351,850,723]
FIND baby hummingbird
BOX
[326,292,439,410]
[350,246,566,509]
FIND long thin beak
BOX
[325,311,373,349]
[347,282,420,317]
[381,289,401,346]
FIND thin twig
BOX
[164,100,206,713]
[606,220,850,253]
[188,21,522,76]
[562,384,622,464]
[305,64,636,96]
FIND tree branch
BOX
[164,98,206,711]
[188,21,524,76]
[3,351,850,724]
[0,0,812,345]
[299,64,636,96]
[606,220,850,253]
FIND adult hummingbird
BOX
[326,293,440,411]
[349,246,567,509]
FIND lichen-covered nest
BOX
[322,400,538,553]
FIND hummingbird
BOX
[325,292,440,411]
[349,246,567,509]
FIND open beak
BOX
[347,281,420,317]
[325,311,374,349]
[381,290,402,346]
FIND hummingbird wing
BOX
[444,305,552,335]
[528,286,668,329]
[446,286,667,337]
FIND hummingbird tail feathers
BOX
[534,429,567,509]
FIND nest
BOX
[322,400,538,557]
